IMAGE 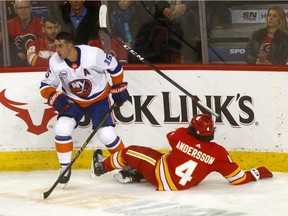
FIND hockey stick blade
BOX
[39,103,118,199]
[99,5,219,118]
[99,4,108,28]
[28,191,44,200]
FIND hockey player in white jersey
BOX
[40,32,129,187]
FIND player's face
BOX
[55,40,73,60]
[118,1,132,10]
[267,9,280,28]
[14,1,32,21]
[43,22,61,43]
[69,0,85,12]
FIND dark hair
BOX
[55,32,74,44]
[42,15,60,25]
[188,125,214,142]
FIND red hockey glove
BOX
[48,91,71,113]
[111,82,130,106]
[250,167,273,181]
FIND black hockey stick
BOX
[99,5,219,117]
[30,103,118,200]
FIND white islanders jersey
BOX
[40,45,124,107]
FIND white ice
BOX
[0,170,287,216]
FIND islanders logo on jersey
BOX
[68,79,92,98]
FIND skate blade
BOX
[90,159,96,179]
[28,191,44,200]
[60,182,69,189]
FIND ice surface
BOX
[0,170,287,216]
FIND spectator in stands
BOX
[110,1,169,64]
[109,1,140,46]
[88,26,128,63]
[206,1,230,30]
[245,6,288,65]
[133,1,200,64]
[26,16,61,66]
[60,0,99,45]
[8,0,44,66]
[154,1,200,63]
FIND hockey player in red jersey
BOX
[27,16,61,66]
[91,114,273,191]
[40,32,129,187]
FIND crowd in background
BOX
[1,0,288,67]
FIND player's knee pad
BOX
[97,126,117,145]
[55,116,76,136]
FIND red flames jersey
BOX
[105,127,257,191]
[155,127,246,191]
[40,45,124,107]
[8,16,44,45]
[27,38,55,66]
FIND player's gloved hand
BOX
[48,91,72,113]
[39,50,54,59]
[250,167,273,181]
[111,82,130,106]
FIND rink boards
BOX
[0,70,287,172]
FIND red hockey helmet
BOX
[190,114,214,136]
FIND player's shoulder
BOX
[167,127,187,138]
[77,45,105,60]
[174,127,188,134]
[77,44,102,52]
[49,52,62,64]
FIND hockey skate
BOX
[114,166,144,184]
[91,149,106,178]
[59,164,71,189]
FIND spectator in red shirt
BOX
[91,114,273,191]
[27,16,61,66]
[8,0,44,66]
[245,5,288,65]
[88,27,128,63]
